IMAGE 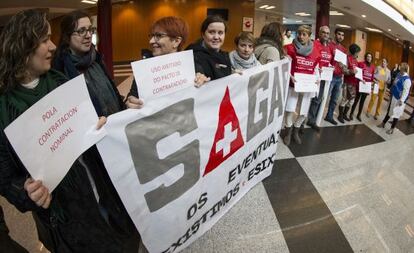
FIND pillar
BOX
[316,0,330,33]
[97,0,114,79]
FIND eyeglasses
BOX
[73,27,97,37]
[148,32,169,41]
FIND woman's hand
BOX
[233,69,243,75]
[96,116,107,130]
[125,96,144,109]
[194,73,211,88]
[24,178,52,209]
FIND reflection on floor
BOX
[1,88,414,252]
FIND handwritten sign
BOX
[131,50,195,101]
[294,73,318,92]
[4,75,106,191]
[320,67,334,81]
[359,81,372,93]
[355,67,363,80]
[334,49,347,65]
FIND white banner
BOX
[97,59,291,253]
[4,75,106,191]
[131,50,195,101]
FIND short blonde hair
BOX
[234,32,256,46]
[297,25,312,36]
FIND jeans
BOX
[326,75,343,119]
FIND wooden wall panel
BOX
[111,0,254,62]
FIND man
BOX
[324,28,347,125]
[306,26,333,131]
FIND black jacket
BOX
[187,40,232,81]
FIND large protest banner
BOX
[97,58,291,253]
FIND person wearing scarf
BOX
[254,22,285,64]
[229,32,260,70]
[349,52,375,121]
[0,10,139,253]
[283,25,321,146]
[377,62,411,134]
[53,10,125,117]
[187,15,232,81]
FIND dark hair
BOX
[152,16,189,51]
[234,32,256,46]
[334,28,345,34]
[259,22,284,56]
[56,10,91,54]
[0,9,49,93]
[349,43,361,55]
[365,52,372,61]
[201,15,227,34]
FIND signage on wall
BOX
[242,17,254,32]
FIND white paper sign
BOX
[97,59,291,253]
[355,67,363,80]
[359,81,372,93]
[4,75,107,191]
[334,49,347,65]
[320,67,334,81]
[294,72,318,92]
[392,104,404,118]
[373,83,379,94]
[131,50,195,101]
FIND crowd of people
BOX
[0,8,413,253]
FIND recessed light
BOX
[365,27,382,32]
[396,38,400,41]
[330,11,344,16]
[265,6,275,10]
[259,5,269,9]
[81,0,97,4]
[295,20,303,23]
[295,12,311,16]
[410,46,412,49]
[336,24,351,28]
[361,14,366,18]
[388,29,391,31]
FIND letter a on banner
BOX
[204,87,244,176]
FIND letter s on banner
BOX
[125,98,200,212]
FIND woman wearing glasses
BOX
[53,10,126,117]
[0,9,139,252]
[126,16,208,108]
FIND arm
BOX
[400,78,411,103]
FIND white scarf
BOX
[229,50,260,70]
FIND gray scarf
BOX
[229,50,260,70]
[293,38,314,56]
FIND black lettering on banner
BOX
[246,71,269,142]
[125,99,200,212]
[187,192,208,220]
[268,66,285,124]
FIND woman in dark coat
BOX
[0,9,139,253]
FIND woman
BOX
[254,22,285,64]
[53,10,132,116]
[0,10,139,252]
[125,16,206,107]
[187,15,232,81]
[283,25,321,146]
[349,52,375,121]
[229,32,260,70]
[338,43,360,123]
[366,58,391,120]
[377,62,411,134]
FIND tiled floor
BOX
[1,85,414,252]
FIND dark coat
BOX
[0,71,139,253]
[187,40,232,81]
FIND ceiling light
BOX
[259,5,269,9]
[295,20,303,23]
[361,14,366,18]
[283,17,287,20]
[388,29,391,31]
[410,46,412,49]
[295,12,311,16]
[330,11,344,16]
[265,6,275,10]
[396,38,400,41]
[365,27,382,32]
[81,0,97,4]
[336,24,351,28]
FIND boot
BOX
[338,106,345,123]
[356,112,362,122]
[292,127,302,144]
[343,106,351,121]
[377,122,385,128]
[283,127,292,145]
[299,123,305,134]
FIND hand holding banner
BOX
[4,75,106,191]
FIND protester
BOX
[254,22,285,64]
[390,63,399,87]
[337,43,360,123]
[377,62,411,134]
[325,28,347,125]
[229,32,260,70]
[187,15,231,81]
[283,25,321,145]
[126,16,208,107]
[366,58,391,120]
[0,9,139,252]
[349,52,375,121]
[305,25,333,131]
[53,10,132,115]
